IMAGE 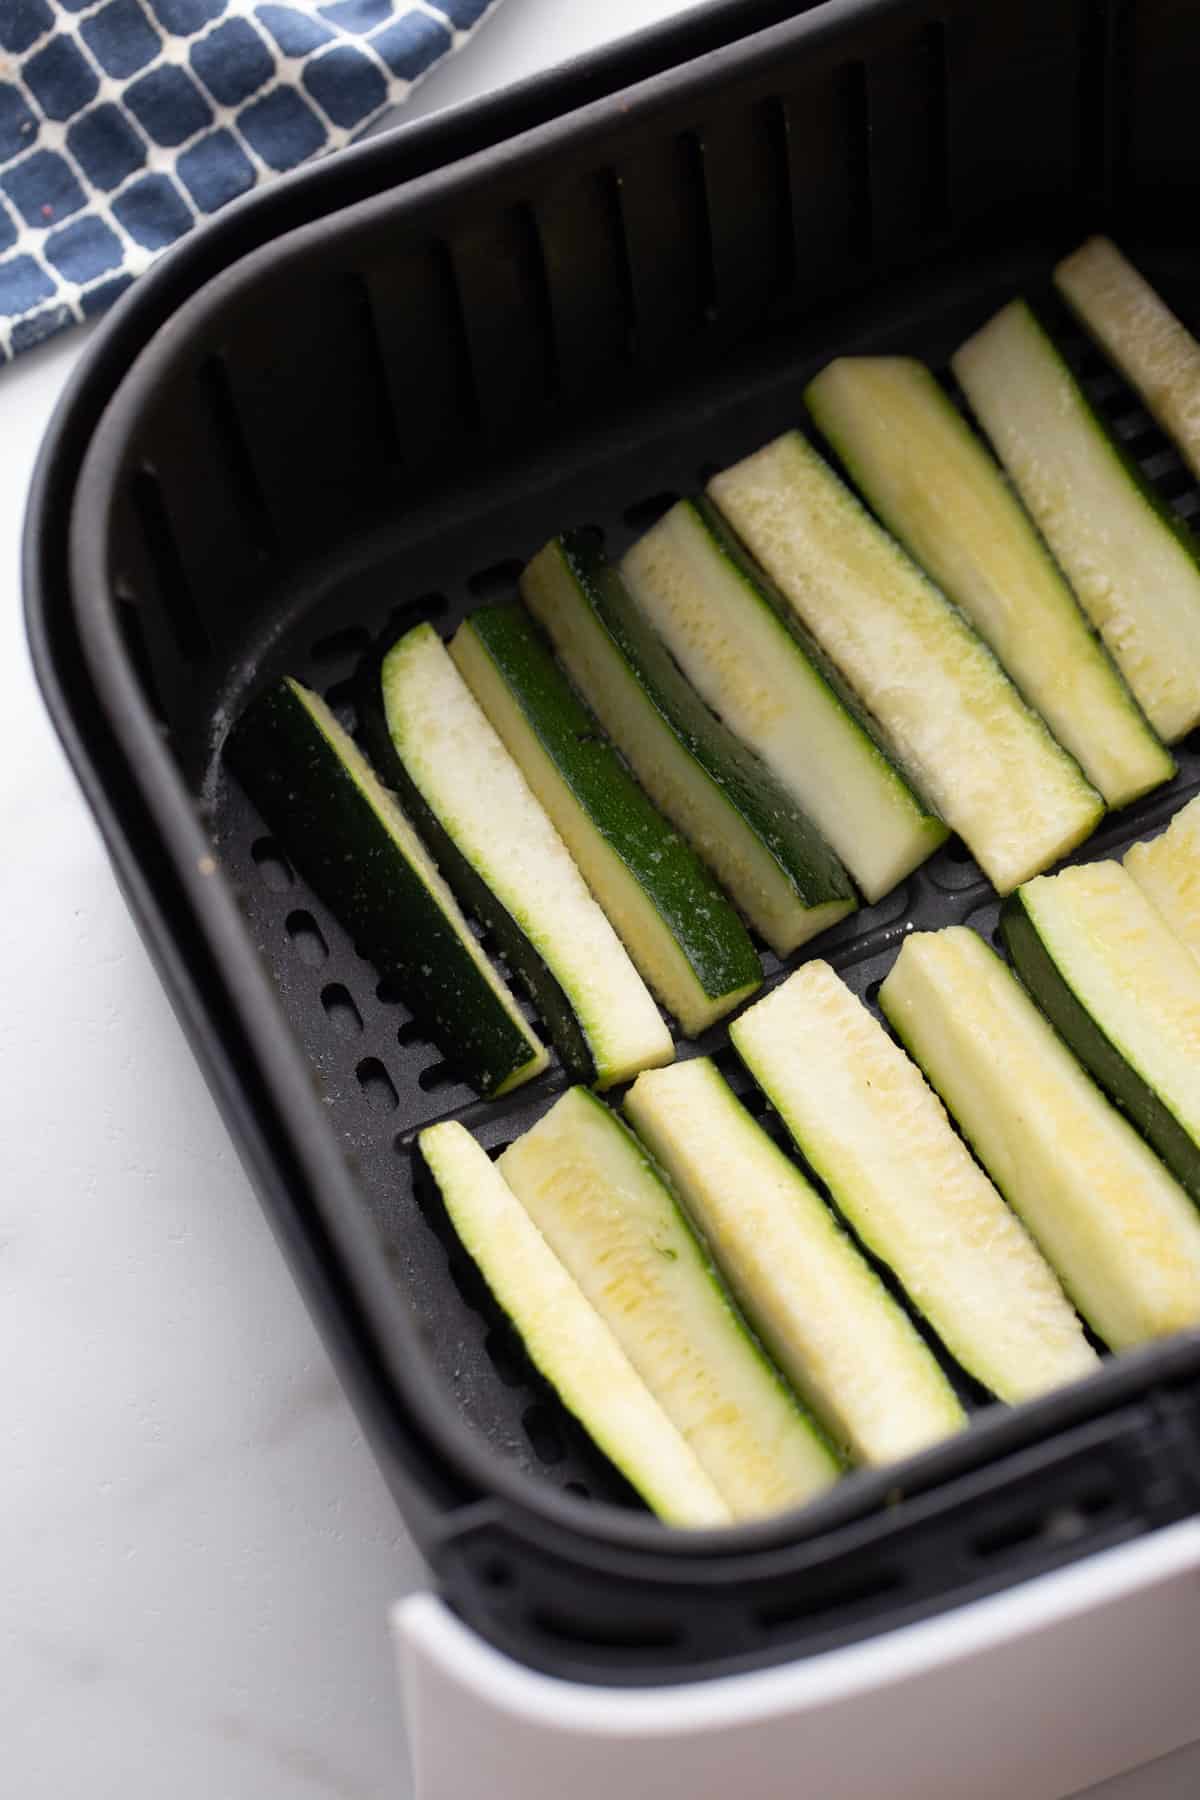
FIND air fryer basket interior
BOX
[55,0,1200,1682]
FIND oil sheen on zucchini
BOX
[881,927,1200,1350]
[806,355,1172,809]
[1003,861,1200,1204]
[954,299,1200,744]
[619,498,946,903]
[1056,236,1200,485]
[709,431,1104,893]
[520,532,856,956]
[227,677,547,1098]
[730,962,1098,1403]
[419,1121,730,1528]
[624,1058,965,1464]
[450,604,761,1036]
[499,1087,840,1519]
[376,624,673,1090]
[1124,796,1200,966]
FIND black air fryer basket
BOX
[26,0,1200,1688]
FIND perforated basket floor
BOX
[210,260,1200,1491]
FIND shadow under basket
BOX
[26,0,1200,1687]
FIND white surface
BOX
[5,339,423,1800]
[399,1523,1200,1800]
[2,2,1199,1796]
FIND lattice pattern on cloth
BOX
[0,0,502,360]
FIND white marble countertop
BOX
[4,4,1200,1795]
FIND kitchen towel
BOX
[0,0,501,361]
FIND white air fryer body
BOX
[396,1521,1200,1799]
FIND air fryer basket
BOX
[27,0,1200,1685]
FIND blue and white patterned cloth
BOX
[0,0,501,361]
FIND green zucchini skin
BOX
[500,1085,841,1517]
[805,354,1173,811]
[691,496,941,792]
[418,1120,732,1528]
[552,531,856,913]
[620,496,945,904]
[708,429,1104,894]
[357,638,595,1084]
[953,300,1200,746]
[227,679,545,1098]
[1016,301,1200,581]
[1002,891,1200,1201]
[458,603,762,1028]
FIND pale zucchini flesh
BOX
[709,432,1104,893]
[449,606,761,1037]
[619,499,946,904]
[624,1058,966,1464]
[380,624,673,1090]
[521,533,856,956]
[1056,236,1200,484]
[1124,796,1200,966]
[806,355,1172,809]
[730,961,1098,1403]
[1003,862,1200,1204]
[419,1122,731,1528]
[499,1087,840,1519]
[881,927,1200,1350]
[953,299,1200,744]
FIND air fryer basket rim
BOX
[54,0,1028,1564]
[26,0,1200,1683]
[27,0,956,1567]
